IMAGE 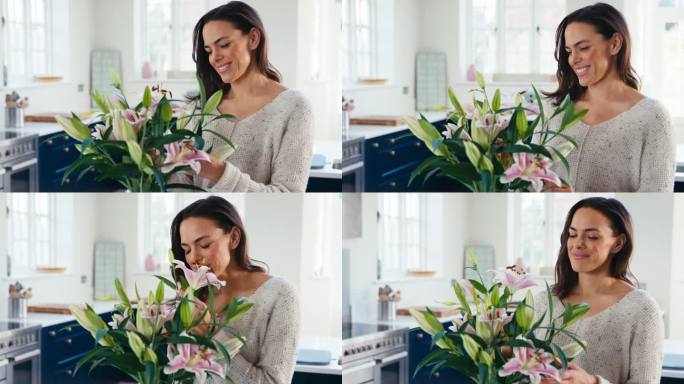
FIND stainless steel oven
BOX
[341,136,365,192]
[0,322,41,384]
[342,323,408,384]
[0,133,39,192]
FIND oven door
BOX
[374,350,408,384]
[343,359,376,384]
[342,162,364,192]
[5,157,38,192]
[8,348,40,384]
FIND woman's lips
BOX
[215,63,231,75]
[570,252,591,260]
[574,65,590,77]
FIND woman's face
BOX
[566,207,624,274]
[564,22,621,87]
[202,20,259,84]
[179,217,235,276]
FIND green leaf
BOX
[448,88,466,116]
[203,90,223,115]
[516,109,528,138]
[155,281,165,303]
[154,274,176,289]
[142,86,152,109]
[126,141,144,168]
[114,278,130,306]
[492,89,501,112]
[180,300,192,329]
[161,99,173,123]
[476,71,486,89]
[469,279,487,294]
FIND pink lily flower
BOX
[123,109,145,130]
[448,312,476,335]
[107,313,137,332]
[162,142,211,174]
[498,346,561,384]
[172,260,226,291]
[499,152,561,192]
[163,343,225,383]
[491,267,538,292]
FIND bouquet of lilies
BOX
[409,251,590,384]
[69,252,252,384]
[405,71,588,192]
[56,71,236,192]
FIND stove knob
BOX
[343,350,349,356]
[8,341,12,347]
[0,342,4,349]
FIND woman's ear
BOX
[248,27,261,51]
[611,233,626,254]
[229,227,241,250]
[610,33,623,56]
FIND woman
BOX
[536,197,663,384]
[544,2,674,192]
[170,196,300,383]
[181,1,313,192]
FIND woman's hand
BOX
[191,299,212,336]
[199,156,227,183]
[543,180,574,192]
[559,363,599,384]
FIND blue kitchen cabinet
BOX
[292,372,342,384]
[38,132,119,192]
[409,326,470,384]
[41,312,128,384]
[363,122,470,192]
[662,378,684,383]
[306,177,342,192]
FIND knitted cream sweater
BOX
[210,277,300,384]
[547,98,675,192]
[534,289,664,384]
[175,89,314,192]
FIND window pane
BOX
[179,0,207,71]
[519,194,546,274]
[537,1,566,74]
[504,0,532,73]
[8,0,26,22]
[30,0,46,24]
[660,0,684,7]
[471,0,497,74]
[146,0,173,73]
[662,21,684,117]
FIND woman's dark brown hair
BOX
[192,1,281,99]
[170,195,267,279]
[544,2,639,106]
[553,197,637,299]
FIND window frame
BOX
[137,0,210,79]
[342,0,379,86]
[6,194,58,277]
[1,0,53,86]
[464,0,566,79]
[651,2,684,120]
[377,194,429,281]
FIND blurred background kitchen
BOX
[341,193,684,383]
[340,0,684,192]
[0,0,342,192]
[0,193,342,384]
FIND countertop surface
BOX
[663,339,684,379]
[296,335,342,375]
[348,111,449,140]
[5,300,118,328]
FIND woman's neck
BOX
[227,68,269,100]
[574,271,617,296]
[582,70,629,103]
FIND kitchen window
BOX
[341,0,393,87]
[1,0,52,86]
[310,194,340,278]
[137,0,210,79]
[138,194,244,273]
[508,193,614,277]
[377,194,429,280]
[5,194,74,277]
[464,0,566,78]
[649,0,684,120]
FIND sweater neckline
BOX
[217,88,293,124]
[578,97,649,128]
[243,275,278,299]
[559,288,640,322]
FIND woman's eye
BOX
[568,234,577,238]
[200,244,211,249]
[220,43,230,48]
[579,46,589,51]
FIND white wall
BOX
[671,194,684,339]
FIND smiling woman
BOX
[543,2,675,192]
[171,1,314,192]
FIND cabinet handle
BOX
[63,135,70,141]
[389,138,396,145]
[65,326,72,332]
[416,333,423,339]
[389,150,397,157]
[65,338,72,345]
[389,182,397,189]
[415,141,421,148]
[65,370,73,377]
[64,178,71,184]
[432,372,441,378]
[371,143,380,149]
[48,331,56,337]
[63,147,70,153]
[46,139,53,146]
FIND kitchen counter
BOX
[354,314,458,330]
[296,335,342,375]
[5,300,117,328]
[310,140,342,180]
[348,111,448,140]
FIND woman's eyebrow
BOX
[565,40,589,49]
[205,36,229,48]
